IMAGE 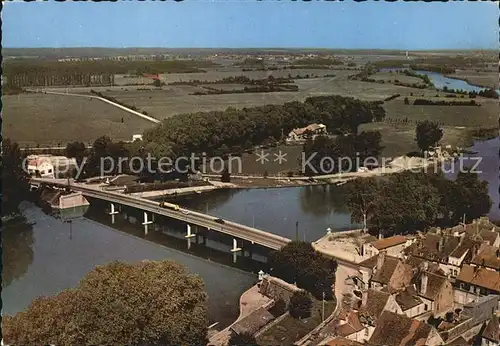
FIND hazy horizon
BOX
[4,1,497,50]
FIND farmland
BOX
[5,51,497,154]
[446,70,498,89]
[2,93,156,147]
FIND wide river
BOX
[2,138,498,328]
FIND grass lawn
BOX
[257,298,335,346]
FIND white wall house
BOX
[27,158,54,179]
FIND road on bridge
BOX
[32,178,291,250]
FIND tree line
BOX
[143,95,385,158]
[4,59,215,87]
[346,169,492,237]
[302,132,383,175]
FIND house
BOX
[286,123,327,142]
[334,311,365,342]
[357,289,403,341]
[368,252,414,293]
[27,157,55,179]
[258,274,301,305]
[470,245,500,272]
[368,310,444,346]
[362,235,409,258]
[437,296,500,344]
[480,314,499,346]
[394,287,426,318]
[404,232,462,277]
[412,263,454,317]
[229,307,274,337]
[454,265,500,305]
[447,237,485,278]
[27,154,77,179]
[451,218,500,247]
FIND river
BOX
[379,67,499,95]
[2,138,498,330]
[414,70,500,95]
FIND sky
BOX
[3,0,498,50]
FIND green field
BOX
[3,93,156,147]
[7,55,497,156]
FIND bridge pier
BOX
[185,224,197,250]
[231,238,242,263]
[142,212,153,235]
[109,203,119,224]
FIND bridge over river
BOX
[31,178,291,252]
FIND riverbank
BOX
[444,72,498,91]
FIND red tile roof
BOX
[456,265,500,292]
[368,311,435,346]
[471,245,500,270]
[482,315,499,343]
[370,235,407,250]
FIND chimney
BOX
[377,251,386,272]
[420,271,428,295]
[438,236,444,252]
[378,232,383,240]
[422,261,429,271]
[362,290,368,307]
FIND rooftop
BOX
[482,315,499,343]
[371,256,400,285]
[336,311,364,337]
[359,289,391,322]
[230,307,274,336]
[370,235,407,250]
[405,233,460,263]
[470,245,500,270]
[456,265,500,292]
[292,123,326,136]
[415,271,449,301]
[368,311,435,346]
[395,288,423,311]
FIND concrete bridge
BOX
[31,178,291,253]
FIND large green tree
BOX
[369,172,441,236]
[346,177,379,231]
[2,138,30,216]
[289,290,313,319]
[415,120,443,154]
[268,241,337,300]
[3,260,208,346]
[65,141,86,166]
[451,168,492,223]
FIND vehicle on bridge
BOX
[214,218,225,224]
[159,201,180,211]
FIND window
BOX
[424,304,428,311]
[48,169,52,173]
[454,269,457,276]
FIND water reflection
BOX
[299,184,350,216]
[177,186,359,240]
[2,213,34,287]
[2,203,256,329]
